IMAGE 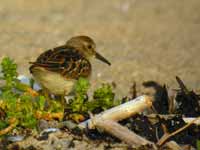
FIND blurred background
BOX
[0,0,200,97]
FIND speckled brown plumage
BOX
[29,35,111,95]
[30,46,91,79]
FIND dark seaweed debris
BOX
[139,77,200,147]
[142,81,169,114]
[120,114,157,142]
[154,115,199,146]
[84,128,120,143]
[175,76,200,117]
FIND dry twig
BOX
[35,111,64,121]
[0,118,18,136]
[79,95,153,129]
[93,119,156,148]
[157,116,200,146]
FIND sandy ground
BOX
[0,0,200,97]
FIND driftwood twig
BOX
[157,116,200,146]
[79,95,153,129]
[92,119,156,148]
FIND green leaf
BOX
[37,96,46,111]
[49,100,64,112]
[197,140,200,150]
[93,84,115,110]
[75,77,90,95]
[21,113,37,128]
[0,121,8,130]
[0,57,18,90]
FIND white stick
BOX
[78,95,153,129]
[183,117,200,125]
[93,119,156,148]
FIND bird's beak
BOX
[95,52,111,66]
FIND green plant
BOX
[0,57,18,91]
[0,57,122,133]
[66,78,121,120]
[0,57,63,133]
[197,140,200,150]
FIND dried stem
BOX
[93,119,156,148]
[157,116,200,146]
[79,95,153,129]
[0,118,18,136]
[35,111,64,121]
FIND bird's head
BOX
[66,36,111,66]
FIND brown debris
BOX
[35,111,64,121]
[0,118,18,136]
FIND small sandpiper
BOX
[29,35,111,96]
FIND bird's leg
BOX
[61,94,66,107]
[54,93,67,107]
[40,89,52,109]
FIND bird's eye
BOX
[87,45,92,49]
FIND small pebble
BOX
[7,135,25,142]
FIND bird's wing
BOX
[30,46,91,79]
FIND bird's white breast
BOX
[31,67,76,95]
